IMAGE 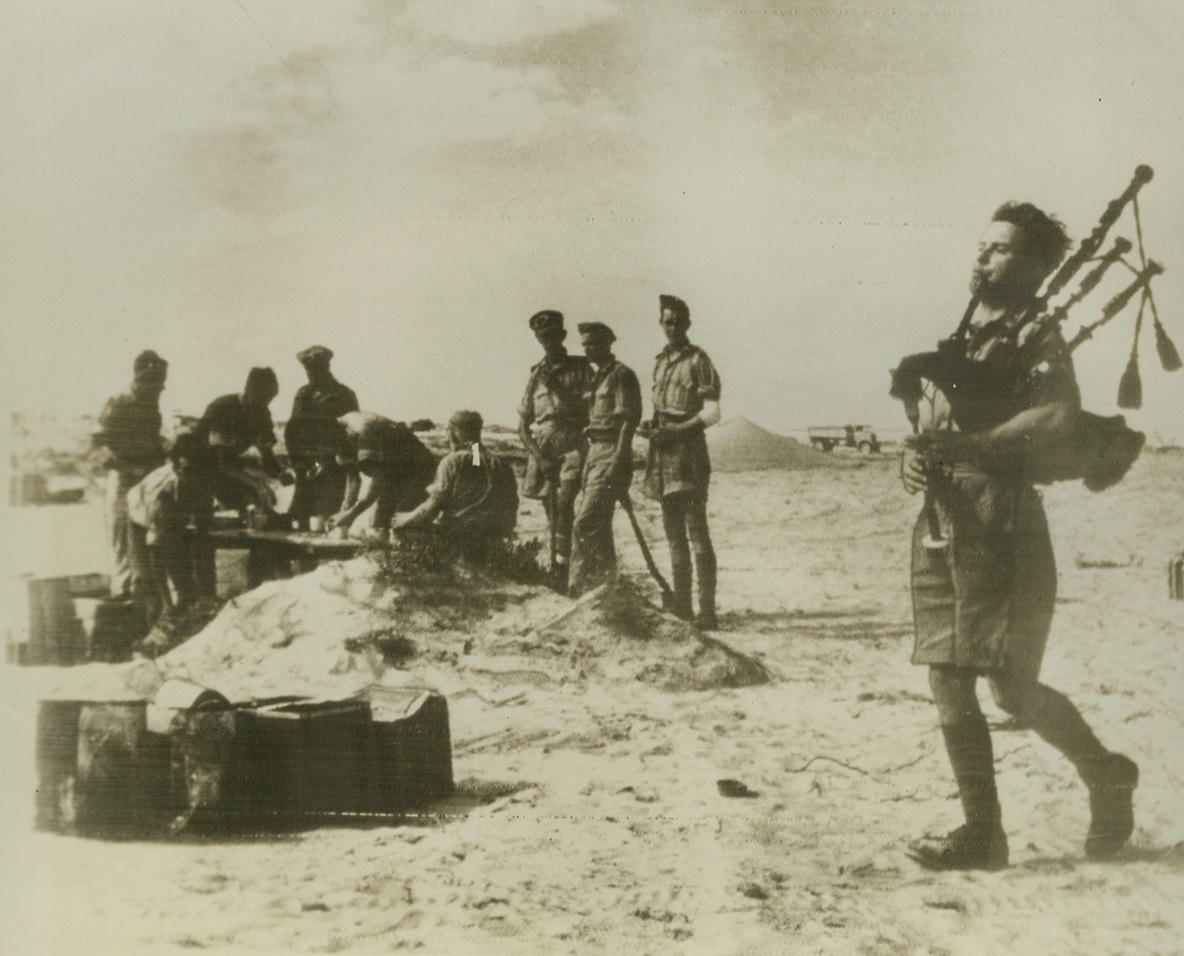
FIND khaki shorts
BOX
[910,472,1056,679]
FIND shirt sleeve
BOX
[95,395,163,466]
[426,454,457,505]
[694,350,721,402]
[254,407,278,450]
[619,367,643,429]
[517,368,537,421]
[1018,327,1081,409]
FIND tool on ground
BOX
[618,492,675,611]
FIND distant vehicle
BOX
[807,425,881,454]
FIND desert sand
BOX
[1,440,1182,956]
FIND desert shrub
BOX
[343,628,416,667]
[364,532,547,590]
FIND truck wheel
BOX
[858,441,873,454]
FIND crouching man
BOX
[392,410,519,565]
[328,411,438,537]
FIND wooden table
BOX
[208,529,365,587]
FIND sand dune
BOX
[708,417,842,472]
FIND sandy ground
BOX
[1,450,1183,956]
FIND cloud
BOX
[182,49,342,219]
[400,0,618,47]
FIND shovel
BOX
[618,492,675,611]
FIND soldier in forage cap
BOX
[640,294,722,629]
[92,350,170,633]
[517,310,594,589]
[568,322,642,596]
[285,345,360,530]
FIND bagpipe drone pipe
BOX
[891,165,1178,493]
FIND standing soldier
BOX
[641,295,722,629]
[517,310,594,590]
[92,350,169,626]
[285,346,359,530]
[568,322,642,596]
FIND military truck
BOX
[807,425,881,453]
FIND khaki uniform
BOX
[569,359,642,596]
[426,445,518,542]
[644,343,721,621]
[94,392,165,605]
[911,311,1079,675]
[519,352,594,565]
[644,344,721,500]
[340,413,438,529]
[197,393,281,512]
[285,376,359,526]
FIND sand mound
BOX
[708,417,836,472]
[37,554,765,705]
[483,576,769,692]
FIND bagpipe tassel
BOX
[1117,351,1143,409]
[1153,317,1182,372]
[1118,290,1147,409]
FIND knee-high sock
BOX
[941,714,1000,827]
[1024,683,1109,787]
[694,548,717,618]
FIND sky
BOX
[2,0,1183,443]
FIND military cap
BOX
[296,345,334,366]
[577,321,616,344]
[529,310,564,333]
[449,409,484,431]
[133,349,168,382]
[659,294,690,320]
[245,366,279,395]
[448,409,484,439]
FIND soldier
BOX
[328,411,437,536]
[393,410,519,564]
[285,346,359,530]
[92,350,169,623]
[641,294,722,629]
[126,430,216,625]
[517,310,594,589]
[900,201,1139,869]
[196,367,290,518]
[568,322,642,596]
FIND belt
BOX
[655,410,696,424]
[535,415,585,428]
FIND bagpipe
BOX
[891,165,1178,494]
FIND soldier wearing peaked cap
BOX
[286,345,360,530]
[518,310,594,589]
[568,321,642,596]
[92,350,170,634]
[641,294,722,629]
